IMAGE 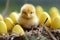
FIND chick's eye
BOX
[30,12,33,14]
[23,11,26,15]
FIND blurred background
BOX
[0,0,60,16]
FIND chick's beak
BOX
[27,14,31,18]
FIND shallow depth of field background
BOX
[0,0,60,15]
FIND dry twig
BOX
[41,18,57,40]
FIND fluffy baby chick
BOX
[18,4,39,29]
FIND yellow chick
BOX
[51,16,60,29]
[18,4,39,29]
[0,14,4,21]
[49,7,59,19]
[36,6,44,17]
[0,21,7,34]
[12,25,25,36]
[4,17,14,30]
[39,12,51,26]
[9,12,19,24]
